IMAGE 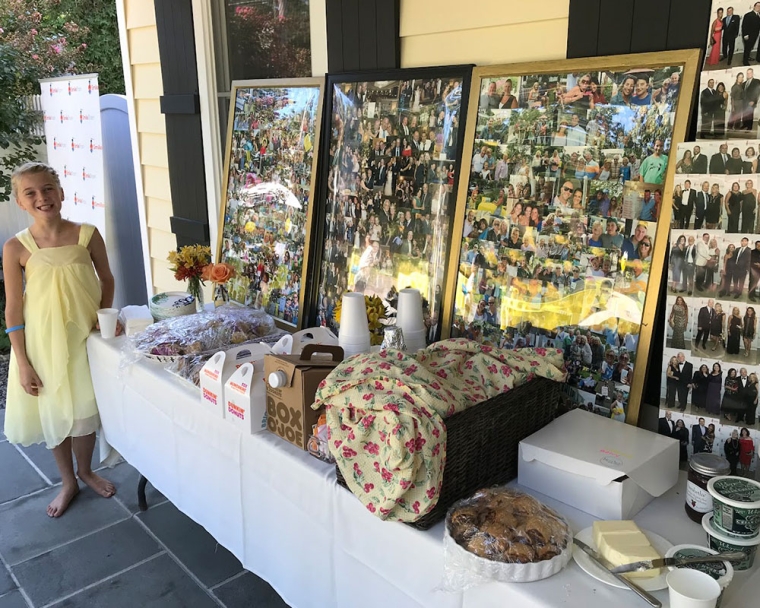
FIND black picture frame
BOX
[305,64,474,340]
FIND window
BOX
[211,0,312,149]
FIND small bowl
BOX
[702,513,760,571]
[707,475,760,538]
[665,544,733,608]
[150,292,196,321]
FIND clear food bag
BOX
[118,306,281,377]
[441,487,573,588]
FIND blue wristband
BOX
[4,324,24,334]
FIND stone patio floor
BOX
[0,404,290,608]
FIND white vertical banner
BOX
[39,74,106,240]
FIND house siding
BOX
[400,0,569,67]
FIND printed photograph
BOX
[663,139,760,447]
[704,1,760,70]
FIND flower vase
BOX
[213,283,229,308]
[187,276,204,312]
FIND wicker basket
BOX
[335,377,562,530]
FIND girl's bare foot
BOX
[78,471,116,498]
[47,483,79,518]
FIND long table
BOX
[88,334,759,608]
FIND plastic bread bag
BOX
[119,305,279,371]
[441,487,573,589]
[164,331,291,389]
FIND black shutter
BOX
[326,0,400,72]
[154,0,210,247]
[568,0,711,58]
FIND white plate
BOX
[572,526,673,591]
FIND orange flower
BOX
[201,263,214,282]
[207,262,235,284]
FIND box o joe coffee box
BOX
[264,345,343,450]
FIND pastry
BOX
[447,488,570,565]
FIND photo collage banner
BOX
[450,66,683,426]
[662,0,760,473]
[315,73,469,341]
[218,81,322,328]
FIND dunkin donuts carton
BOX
[224,360,268,434]
[199,343,272,418]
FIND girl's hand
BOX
[94,320,124,336]
[19,363,43,396]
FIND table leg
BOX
[137,475,149,511]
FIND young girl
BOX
[3,162,118,517]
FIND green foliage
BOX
[0,43,43,201]
[57,0,124,95]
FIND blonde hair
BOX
[11,162,62,198]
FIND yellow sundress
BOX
[4,223,102,448]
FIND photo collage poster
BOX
[698,1,760,140]
[660,140,760,473]
[315,75,468,340]
[449,67,683,425]
[219,83,322,327]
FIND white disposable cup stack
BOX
[339,293,370,355]
[666,569,721,608]
[97,308,119,340]
[396,289,426,352]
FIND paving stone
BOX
[0,408,6,440]
[214,571,290,608]
[0,591,28,608]
[19,441,100,486]
[0,566,15,597]
[50,554,218,608]
[0,442,47,505]
[0,486,127,566]
[12,519,160,607]
[137,502,242,588]
[106,462,166,514]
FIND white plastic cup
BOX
[338,334,372,345]
[97,308,119,340]
[339,293,370,339]
[667,569,721,608]
[339,340,370,358]
[396,288,424,334]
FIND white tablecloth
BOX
[88,334,758,608]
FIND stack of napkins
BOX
[120,305,154,337]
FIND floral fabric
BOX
[312,338,566,521]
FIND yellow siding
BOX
[149,227,178,261]
[400,0,569,67]
[135,99,165,135]
[146,196,173,232]
[128,27,161,65]
[132,63,164,100]
[143,165,172,202]
[124,0,181,295]
[125,0,156,28]
[139,133,169,168]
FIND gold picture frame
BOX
[217,77,325,330]
[442,50,701,425]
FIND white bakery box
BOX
[518,409,680,520]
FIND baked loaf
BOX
[448,488,570,564]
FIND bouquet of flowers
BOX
[167,245,212,308]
